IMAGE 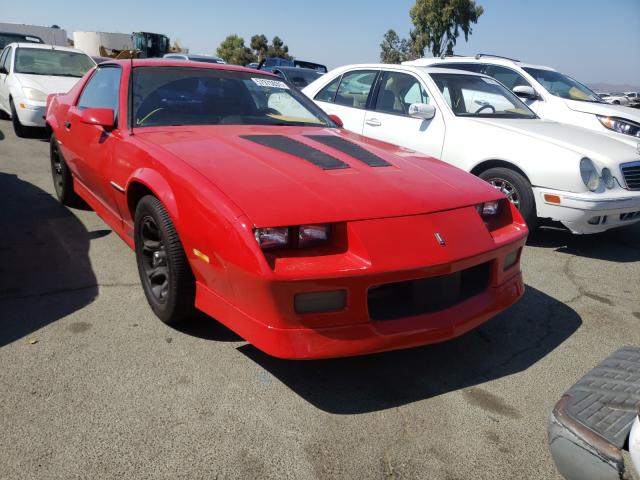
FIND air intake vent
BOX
[621,161,640,190]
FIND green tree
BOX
[409,0,484,57]
[250,34,269,61]
[380,29,414,64]
[266,36,292,59]
[216,34,256,65]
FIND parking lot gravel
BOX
[1,118,639,479]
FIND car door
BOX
[64,65,123,218]
[312,69,379,134]
[0,47,12,113]
[362,70,446,158]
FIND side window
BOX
[314,75,341,103]
[2,47,12,72]
[374,71,429,116]
[0,49,7,70]
[334,70,377,109]
[484,65,531,91]
[77,67,121,119]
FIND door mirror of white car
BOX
[408,103,436,120]
[0,66,7,75]
[512,85,538,100]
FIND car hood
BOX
[470,118,638,166]
[14,73,81,96]
[135,125,502,226]
[564,98,640,121]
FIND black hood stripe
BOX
[240,135,350,170]
[305,135,391,167]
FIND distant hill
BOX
[587,82,640,93]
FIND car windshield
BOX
[132,67,335,128]
[14,47,94,77]
[283,69,323,88]
[523,67,602,103]
[430,72,537,119]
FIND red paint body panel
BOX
[46,59,528,359]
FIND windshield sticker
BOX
[252,78,289,89]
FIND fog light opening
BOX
[294,290,347,314]
[587,216,601,225]
[503,248,521,271]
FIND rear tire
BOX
[479,167,538,230]
[10,99,30,138]
[50,134,82,206]
[134,195,196,326]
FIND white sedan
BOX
[600,92,632,106]
[0,42,95,136]
[302,64,640,234]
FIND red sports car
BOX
[45,59,527,359]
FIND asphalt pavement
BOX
[1,118,639,479]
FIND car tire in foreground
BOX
[134,195,196,326]
[479,167,538,230]
[10,99,30,138]
[50,134,82,206]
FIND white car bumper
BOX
[13,98,46,127]
[533,187,640,234]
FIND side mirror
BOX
[80,108,115,129]
[513,85,538,100]
[329,114,343,128]
[408,103,436,120]
[0,66,7,75]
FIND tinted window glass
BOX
[315,75,341,102]
[433,63,483,73]
[132,67,334,128]
[484,65,531,91]
[334,70,377,109]
[78,67,121,118]
[2,47,12,72]
[15,48,94,77]
[374,71,429,115]
[0,48,8,71]
[523,67,601,102]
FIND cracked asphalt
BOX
[1,118,639,480]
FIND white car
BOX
[302,64,640,234]
[0,42,95,136]
[601,92,631,106]
[403,55,640,145]
[162,53,225,64]
[625,92,640,107]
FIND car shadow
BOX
[528,223,640,262]
[170,311,243,342]
[238,285,581,414]
[0,172,98,348]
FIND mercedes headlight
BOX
[22,87,47,102]
[597,115,640,137]
[580,158,601,192]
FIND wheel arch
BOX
[126,170,180,226]
[470,159,532,184]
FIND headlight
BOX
[597,115,640,137]
[601,167,615,189]
[475,200,500,217]
[254,227,289,250]
[22,87,47,102]
[254,224,332,250]
[580,158,601,192]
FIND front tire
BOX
[134,195,196,325]
[10,98,30,138]
[479,167,538,230]
[50,134,82,206]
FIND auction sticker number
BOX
[252,78,289,89]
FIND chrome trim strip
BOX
[562,195,640,203]
[110,181,125,193]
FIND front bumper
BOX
[194,206,528,359]
[14,98,46,127]
[534,187,640,234]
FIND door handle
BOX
[365,118,381,127]
[64,121,71,129]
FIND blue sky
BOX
[5,0,640,85]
